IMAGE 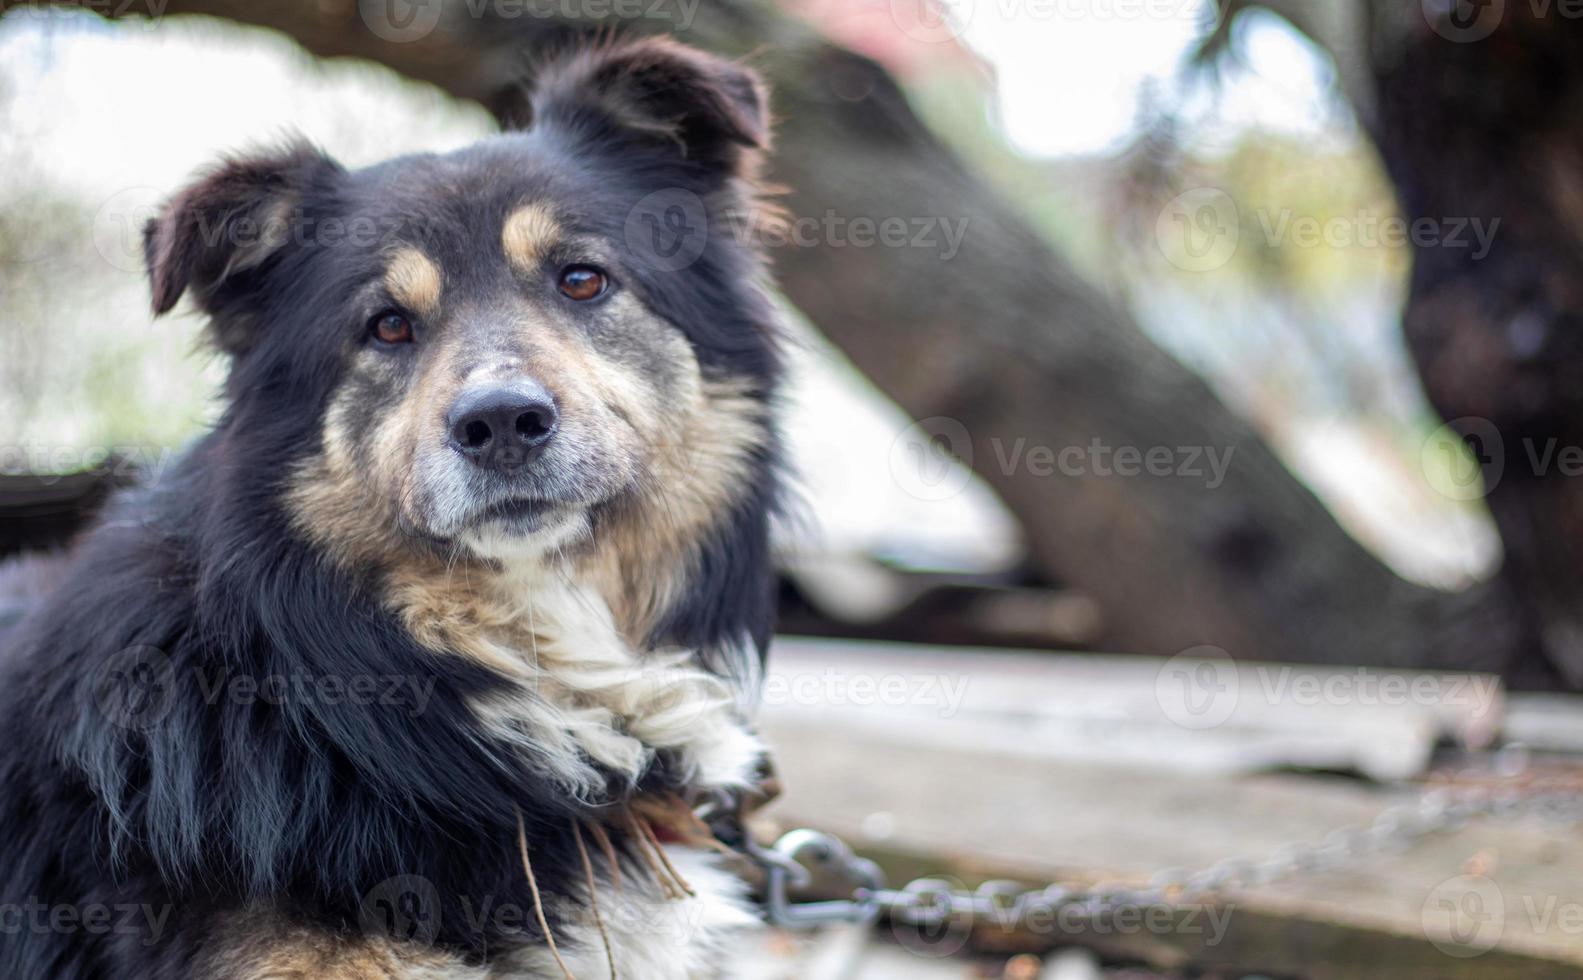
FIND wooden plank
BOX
[755,638,1582,978]
[726,924,982,979]
[763,637,1504,782]
[1508,693,1583,754]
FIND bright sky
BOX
[0,2,1345,174]
[0,11,493,198]
[955,1,1344,156]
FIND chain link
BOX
[751,768,1583,930]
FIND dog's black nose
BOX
[447,382,559,470]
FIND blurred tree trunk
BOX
[4,0,1534,677]
[1251,0,1583,686]
[1358,4,1583,687]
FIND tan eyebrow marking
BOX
[502,203,562,272]
[384,247,443,319]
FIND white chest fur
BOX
[501,847,759,979]
[463,573,765,977]
[463,572,764,801]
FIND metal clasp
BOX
[749,828,886,928]
[700,758,885,928]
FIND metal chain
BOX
[748,767,1583,930]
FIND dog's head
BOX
[143,38,781,653]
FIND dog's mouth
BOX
[424,457,630,545]
[472,496,574,533]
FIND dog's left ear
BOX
[501,37,769,176]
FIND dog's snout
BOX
[447,381,559,470]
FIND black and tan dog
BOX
[0,37,783,978]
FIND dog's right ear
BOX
[144,142,340,322]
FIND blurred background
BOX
[2,0,1582,976]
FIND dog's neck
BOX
[381,544,763,801]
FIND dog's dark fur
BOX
[0,38,781,979]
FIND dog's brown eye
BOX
[370,311,414,345]
[558,265,607,302]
